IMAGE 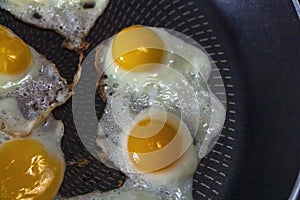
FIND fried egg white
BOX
[57,188,161,200]
[0,0,110,50]
[0,25,72,136]
[0,115,65,200]
[92,26,226,199]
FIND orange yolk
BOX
[112,25,165,71]
[127,118,181,172]
[0,139,65,200]
[0,25,32,76]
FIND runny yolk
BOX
[127,118,181,173]
[112,25,165,72]
[0,139,65,200]
[0,25,32,76]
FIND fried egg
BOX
[92,26,226,199]
[0,25,72,136]
[96,108,197,199]
[0,0,110,50]
[0,115,65,200]
[96,26,211,86]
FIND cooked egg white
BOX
[0,0,110,50]
[57,189,161,200]
[0,25,72,136]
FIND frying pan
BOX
[0,0,299,199]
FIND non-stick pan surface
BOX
[1,0,298,199]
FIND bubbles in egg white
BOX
[0,46,72,136]
[0,0,110,50]
[57,178,194,200]
[57,188,161,200]
[0,114,65,159]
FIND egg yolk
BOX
[0,26,8,40]
[0,25,32,76]
[112,25,165,71]
[0,139,65,200]
[128,118,181,172]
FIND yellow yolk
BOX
[0,25,32,76]
[127,118,181,172]
[0,26,8,40]
[112,25,165,71]
[0,139,65,200]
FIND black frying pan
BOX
[0,0,299,199]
